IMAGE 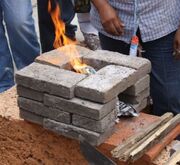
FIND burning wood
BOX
[48,0,96,75]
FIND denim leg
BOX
[0,3,14,92]
[142,32,180,115]
[2,0,40,70]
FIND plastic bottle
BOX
[129,35,139,57]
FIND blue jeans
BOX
[0,0,40,92]
[99,32,180,116]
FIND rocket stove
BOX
[16,45,151,146]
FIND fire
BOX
[48,0,89,74]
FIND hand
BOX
[173,28,180,60]
[98,4,125,36]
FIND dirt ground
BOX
[0,87,177,165]
[0,87,88,165]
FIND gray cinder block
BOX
[19,109,44,125]
[133,98,148,112]
[35,45,94,70]
[44,94,117,120]
[18,97,71,124]
[43,119,115,146]
[119,88,150,104]
[15,62,86,99]
[17,86,44,102]
[83,50,151,78]
[123,75,150,96]
[72,110,116,133]
[75,65,137,103]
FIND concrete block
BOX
[43,119,115,146]
[123,75,150,96]
[133,98,148,112]
[72,110,116,133]
[17,86,43,102]
[75,65,138,103]
[35,45,93,70]
[83,50,151,78]
[18,97,71,124]
[44,94,117,120]
[119,88,150,104]
[15,62,86,99]
[19,109,44,125]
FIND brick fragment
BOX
[18,97,71,124]
[44,94,117,120]
[72,110,116,133]
[75,65,138,103]
[43,119,115,146]
[15,62,86,99]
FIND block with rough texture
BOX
[83,50,151,78]
[75,65,137,103]
[43,119,115,146]
[35,45,93,69]
[119,88,150,104]
[44,94,117,120]
[123,75,150,96]
[72,110,116,133]
[17,86,44,102]
[18,97,71,124]
[15,62,86,99]
[20,109,44,125]
[133,99,148,112]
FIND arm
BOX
[173,27,180,60]
[91,0,124,36]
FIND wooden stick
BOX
[164,150,180,165]
[111,112,173,158]
[143,124,180,162]
[119,120,164,161]
[129,114,180,162]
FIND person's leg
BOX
[37,0,76,53]
[0,3,14,92]
[99,33,130,54]
[142,31,180,115]
[2,0,40,70]
[37,0,55,52]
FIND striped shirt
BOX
[91,0,180,43]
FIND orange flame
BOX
[48,0,87,73]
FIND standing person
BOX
[91,0,180,115]
[0,0,40,93]
[77,13,100,50]
[37,0,77,53]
